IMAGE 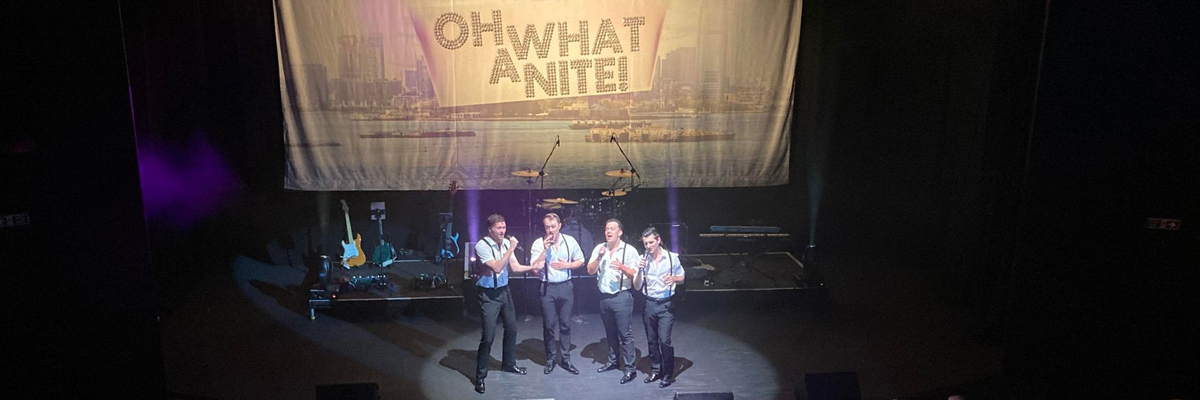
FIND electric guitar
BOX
[436,181,461,263]
[340,200,366,268]
[371,205,396,267]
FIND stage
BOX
[305,250,820,319]
[161,252,1005,400]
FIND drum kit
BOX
[512,168,633,229]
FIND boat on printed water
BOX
[568,120,653,129]
[350,110,415,121]
[584,127,735,143]
[287,141,342,148]
[359,128,476,139]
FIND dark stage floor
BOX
[161,253,1003,400]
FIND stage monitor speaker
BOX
[316,382,380,400]
[674,392,734,400]
[797,371,861,400]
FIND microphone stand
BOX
[538,135,560,191]
[609,135,640,190]
[524,176,533,264]
[530,136,560,266]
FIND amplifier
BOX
[414,273,447,290]
[342,274,389,291]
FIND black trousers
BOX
[477,285,517,380]
[643,297,676,377]
[540,280,574,364]
[599,290,636,372]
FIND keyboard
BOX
[708,225,782,233]
[699,232,791,238]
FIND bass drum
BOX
[579,197,624,222]
[559,219,595,267]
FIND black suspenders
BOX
[618,244,627,290]
[487,238,500,287]
[641,251,677,298]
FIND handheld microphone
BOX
[504,235,524,251]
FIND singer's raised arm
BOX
[505,236,540,273]
[475,239,506,274]
[529,237,550,268]
[632,252,648,291]
[586,243,606,275]
[508,255,540,273]
[478,236,522,274]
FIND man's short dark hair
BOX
[605,218,623,231]
[641,226,660,239]
[487,214,505,228]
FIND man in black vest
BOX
[472,214,540,394]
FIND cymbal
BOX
[600,190,627,197]
[511,169,540,178]
[604,169,633,178]
[542,197,579,205]
[537,202,563,210]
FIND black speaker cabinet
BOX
[674,392,734,400]
[316,383,380,400]
[799,371,861,400]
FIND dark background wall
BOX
[6,2,163,398]
[1003,1,1198,397]
[7,0,1195,398]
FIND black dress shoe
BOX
[474,378,485,394]
[596,363,619,373]
[543,362,556,374]
[560,362,579,375]
[644,373,662,383]
[620,371,637,384]
[501,365,527,375]
[659,377,675,388]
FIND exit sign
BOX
[1145,218,1181,230]
[0,213,31,228]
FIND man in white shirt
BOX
[528,213,584,375]
[472,214,541,394]
[586,218,642,384]
[635,226,685,387]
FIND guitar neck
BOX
[344,209,354,241]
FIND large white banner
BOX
[277,0,802,190]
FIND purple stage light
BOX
[136,133,240,228]
[666,185,680,254]
[466,188,480,244]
